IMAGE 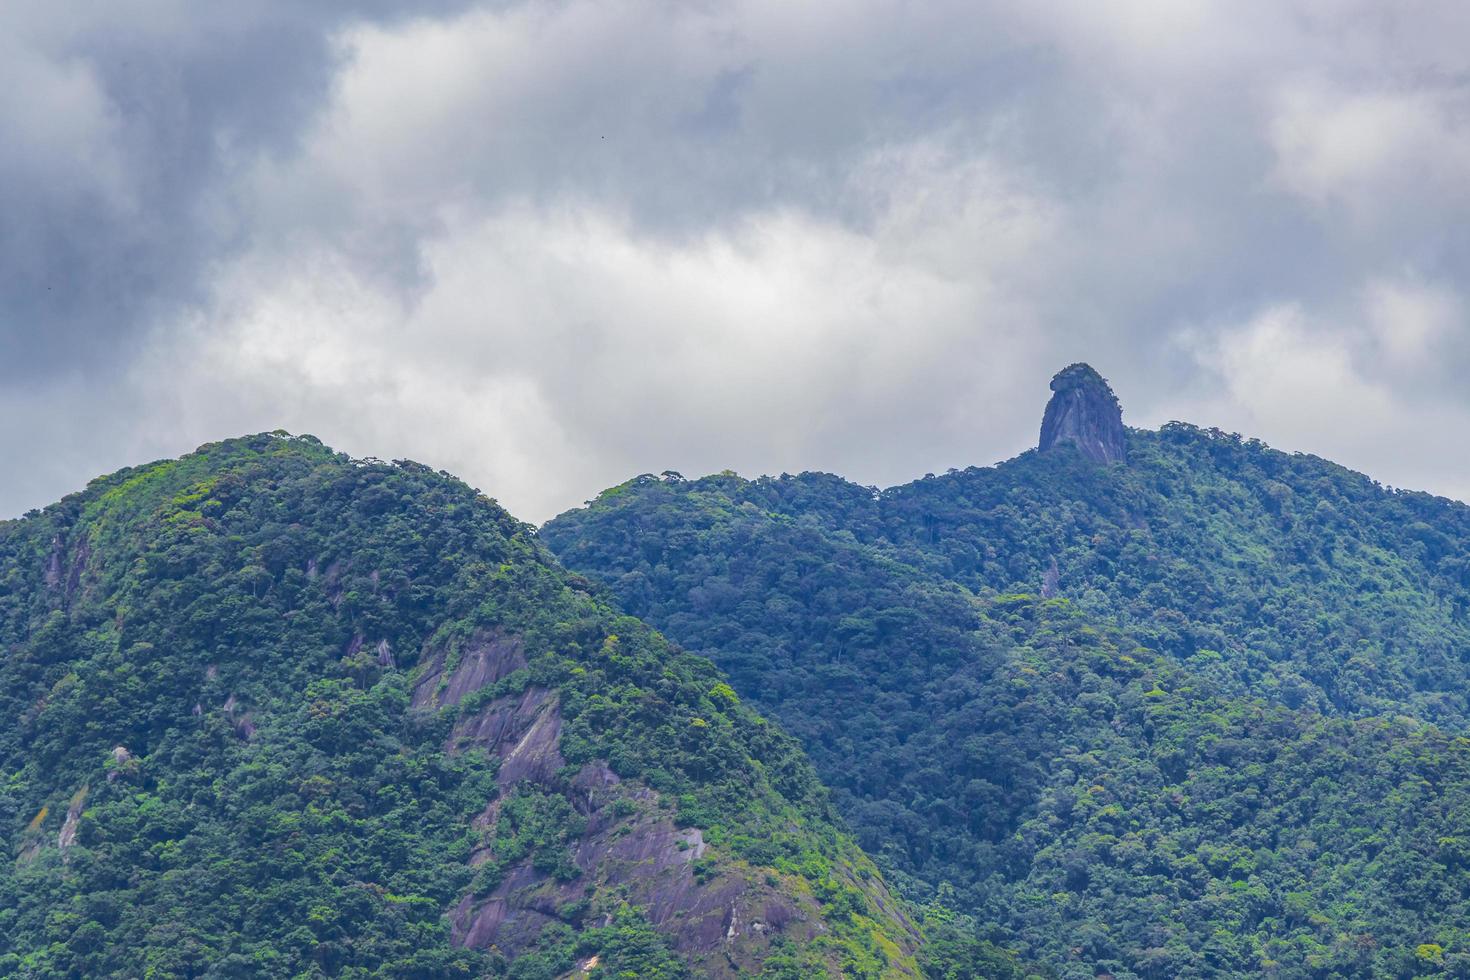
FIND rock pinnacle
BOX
[1038,363,1126,464]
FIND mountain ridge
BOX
[543,370,1470,978]
[0,433,931,979]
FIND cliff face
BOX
[1037,362,1126,464]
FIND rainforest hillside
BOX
[0,433,943,979]
[542,365,1470,979]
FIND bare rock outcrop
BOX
[412,630,527,709]
[1038,362,1127,464]
[43,531,91,601]
[447,685,565,786]
[58,786,88,856]
[44,534,64,589]
[414,632,845,977]
[448,774,818,976]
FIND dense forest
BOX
[0,433,957,979]
[13,378,1470,979]
[543,420,1470,978]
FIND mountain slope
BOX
[0,433,924,979]
[542,367,1470,978]
[879,421,1470,723]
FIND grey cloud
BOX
[0,0,477,379]
[4,0,1470,522]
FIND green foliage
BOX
[544,427,1470,978]
[492,786,584,882]
[502,905,689,980]
[0,433,915,977]
[917,915,1029,980]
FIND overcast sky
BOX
[5,0,1470,523]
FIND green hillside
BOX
[543,405,1470,978]
[0,433,929,979]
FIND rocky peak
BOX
[1038,363,1126,464]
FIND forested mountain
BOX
[543,365,1470,979]
[0,433,937,979]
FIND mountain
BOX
[0,433,929,979]
[543,365,1470,979]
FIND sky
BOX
[5,0,1470,524]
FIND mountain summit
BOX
[1037,362,1126,463]
[545,408,1470,977]
[0,434,923,978]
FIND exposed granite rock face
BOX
[1038,362,1127,464]
[413,633,906,977]
[411,629,527,709]
[44,534,64,589]
[448,767,800,941]
[43,531,91,602]
[58,786,88,855]
[447,770,821,976]
[447,685,565,786]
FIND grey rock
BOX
[412,630,527,709]
[439,687,910,976]
[1038,362,1127,464]
[58,786,88,854]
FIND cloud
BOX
[1269,82,1470,218]
[123,169,1055,519]
[3,0,1470,521]
[1178,285,1470,502]
[0,0,478,378]
[1362,276,1463,373]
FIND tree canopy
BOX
[544,425,1470,978]
[0,433,926,979]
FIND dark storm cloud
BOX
[0,1,476,378]
[4,0,1470,522]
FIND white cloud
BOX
[1361,276,1461,371]
[6,0,1470,520]
[1177,298,1470,501]
[1269,80,1470,218]
[132,169,1055,520]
